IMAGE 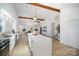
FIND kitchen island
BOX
[27,33,52,56]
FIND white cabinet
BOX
[28,33,52,56]
[5,34,17,52]
[7,34,16,52]
[16,33,19,41]
[10,35,15,51]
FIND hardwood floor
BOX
[9,34,31,56]
[53,38,78,56]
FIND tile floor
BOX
[9,34,79,56]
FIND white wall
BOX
[60,3,79,49]
[41,21,53,37]
[54,14,60,36]
[41,13,60,37]
[0,3,18,34]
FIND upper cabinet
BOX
[0,16,2,32]
[0,9,14,34]
[0,10,5,32]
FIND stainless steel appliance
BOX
[0,39,9,56]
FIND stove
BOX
[0,38,9,56]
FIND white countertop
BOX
[28,33,51,39]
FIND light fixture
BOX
[33,7,40,24]
[33,17,37,21]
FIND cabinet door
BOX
[28,33,33,49]
[0,11,5,32]
[9,35,15,51]
[10,37,14,51]
[28,38,32,49]
[0,15,2,32]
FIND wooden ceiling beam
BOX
[28,3,60,12]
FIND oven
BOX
[0,39,9,56]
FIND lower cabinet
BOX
[9,34,16,52]
[28,33,52,56]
